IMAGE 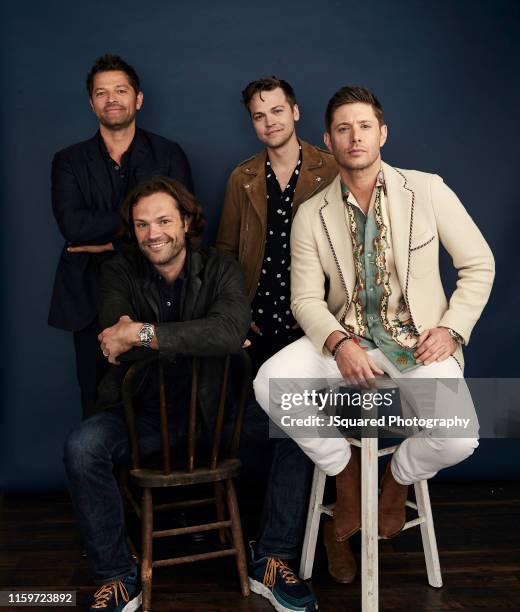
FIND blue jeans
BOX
[238,393,315,561]
[63,404,183,584]
[255,435,315,560]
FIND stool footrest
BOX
[377,445,399,457]
[319,503,334,517]
[322,498,420,515]
[401,516,425,531]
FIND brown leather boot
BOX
[334,446,361,541]
[323,518,357,583]
[378,461,409,539]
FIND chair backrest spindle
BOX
[210,356,231,470]
[187,358,198,472]
[230,351,252,457]
[158,361,171,474]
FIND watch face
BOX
[139,325,153,343]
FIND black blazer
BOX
[48,127,193,331]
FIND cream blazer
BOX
[290,161,495,370]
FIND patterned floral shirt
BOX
[341,170,419,372]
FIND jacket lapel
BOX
[382,161,414,293]
[320,176,355,304]
[130,128,154,183]
[86,133,112,210]
[240,150,268,236]
[181,250,203,320]
[293,140,330,207]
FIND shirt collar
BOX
[97,130,135,163]
[341,168,386,203]
[151,248,190,285]
[265,142,303,172]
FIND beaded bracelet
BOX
[331,334,352,359]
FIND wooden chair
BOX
[120,351,251,611]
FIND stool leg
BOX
[414,480,443,588]
[361,437,378,612]
[141,488,153,612]
[299,466,326,580]
[225,479,250,597]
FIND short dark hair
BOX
[86,54,141,96]
[325,86,385,131]
[120,176,206,247]
[241,76,296,111]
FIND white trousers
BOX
[253,336,479,485]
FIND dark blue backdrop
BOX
[1,0,519,489]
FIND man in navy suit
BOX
[49,54,193,418]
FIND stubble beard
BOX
[141,236,186,268]
[98,108,136,131]
[338,149,380,174]
[264,125,295,151]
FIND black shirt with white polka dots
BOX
[251,145,303,352]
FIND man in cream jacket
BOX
[254,85,494,549]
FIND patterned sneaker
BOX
[248,543,318,612]
[89,566,142,612]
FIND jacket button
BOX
[316,177,321,182]
[244,184,250,189]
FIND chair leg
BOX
[117,467,139,563]
[299,466,327,580]
[361,437,378,612]
[141,488,153,612]
[225,479,250,597]
[414,480,443,588]
[215,482,227,544]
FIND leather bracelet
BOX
[331,334,352,359]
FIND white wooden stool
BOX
[299,437,443,611]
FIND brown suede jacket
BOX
[215,139,338,299]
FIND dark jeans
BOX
[63,404,182,584]
[244,338,314,562]
[238,394,315,561]
[255,435,315,560]
[73,319,110,419]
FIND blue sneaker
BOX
[89,566,142,611]
[248,543,318,612]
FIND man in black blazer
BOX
[49,54,193,418]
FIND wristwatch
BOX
[138,323,155,348]
[446,327,464,345]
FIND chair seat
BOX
[130,458,242,488]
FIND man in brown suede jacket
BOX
[216,77,347,612]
